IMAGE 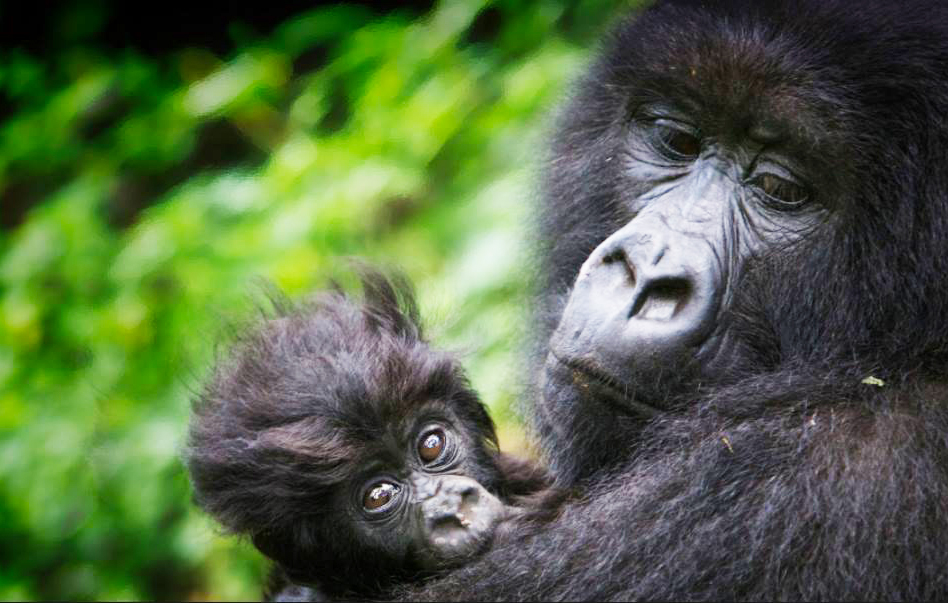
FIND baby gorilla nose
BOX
[423,477,484,533]
[430,485,478,529]
[414,475,508,569]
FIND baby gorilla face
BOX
[351,421,510,569]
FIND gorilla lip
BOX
[549,351,661,419]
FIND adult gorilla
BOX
[359,0,948,599]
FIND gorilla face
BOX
[549,101,830,413]
[532,4,906,480]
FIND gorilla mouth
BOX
[423,520,495,569]
[549,351,662,419]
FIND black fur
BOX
[185,272,549,598]
[373,1,948,600]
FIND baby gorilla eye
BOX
[418,429,446,464]
[363,482,401,512]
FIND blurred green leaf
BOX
[0,0,639,599]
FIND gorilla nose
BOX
[589,228,715,327]
[420,477,481,526]
[414,475,508,569]
[550,221,720,380]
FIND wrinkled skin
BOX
[549,105,826,415]
[312,0,948,600]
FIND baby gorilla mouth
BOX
[429,515,485,560]
[432,514,468,532]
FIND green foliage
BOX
[0,1,634,599]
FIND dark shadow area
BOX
[0,1,437,56]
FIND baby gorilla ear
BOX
[355,266,424,340]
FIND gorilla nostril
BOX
[651,279,690,299]
[629,278,691,320]
[458,485,481,517]
[460,484,479,503]
[432,515,467,531]
[602,250,636,282]
[602,250,621,265]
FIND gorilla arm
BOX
[392,374,948,601]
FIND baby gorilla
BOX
[186,272,548,598]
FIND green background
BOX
[0,1,637,599]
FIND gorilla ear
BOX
[356,264,423,340]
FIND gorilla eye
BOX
[752,173,810,209]
[418,429,446,464]
[648,121,701,161]
[363,481,401,512]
